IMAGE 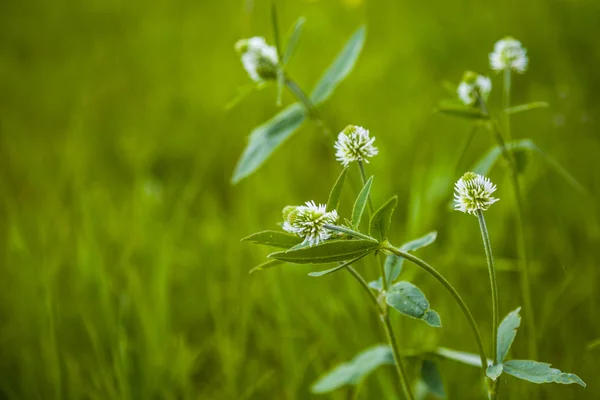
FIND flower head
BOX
[457,71,492,106]
[334,125,379,167]
[235,36,279,83]
[282,201,339,246]
[454,172,499,215]
[489,37,528,73]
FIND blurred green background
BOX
[1,0,599,398]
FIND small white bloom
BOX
[282,201,339,246]
[235,36,279,83]
[457,71,492,106]
[334,125,379,167]
[489,37,528,73]
[454,172,499,215]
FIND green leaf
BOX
[241,230,302,248]
[471,139,587,195]
[268,239,379,264]
[369,196,398,242]
[486,364,504,381]
[401,231,438,252]
[386,281,442,327]
[497,307,521,364]
[436,103,488,120]
[327,167,349,212]
[352,175,373,228]
[311,345,394,393]
[310,26,366,105]
[435,347,492,368]
[249,259,283,274]
[420,360,446,398]
[283,17,306,65]
[503,360,586,387]
[323,224,378,242]
[232,104,306,184]
[308,253,368,277]
[505,101,549,115]
[384,231,438,285]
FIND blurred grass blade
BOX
[454,124,479,174]
[386,281,442,327]
[224,83,267,111]
[505,101,549,115]
[435,347,491,368]
[283,17,306,65]
[249,259,284,274]
[270,2,282,60]
[435,103,488,120]
[308,253,368,277]
[497,307,521,364]
[327,167,349,211]
[369,196,398,242]
[310,26,366,105]
[268,239,378,264]
[420,360,446,398]
[311,345,394,393]
[503,360,586,387]
[232,104,306,184]
[352,175,373,228]
[242,230,302,248]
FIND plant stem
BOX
[479,96,538,361]
[284,77,332,140]
[382,245,489,378]
[503,68,512,142]
[358,160,374,215]
[345,266,380,309]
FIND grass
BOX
[1,0,599,398]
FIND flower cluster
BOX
[334,125,379,167]
[454,172,499,215]
[489,37,528,73]
[235,37,280,83]
[457,71,492,106]
[282,201,339,246]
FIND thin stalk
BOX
[503,68,512,142]
[358,160,374,215]
[479,95,537,360]
[476,210,500,400]
[284,77,332,140]
[382,245,489,378]
[345,266,380,309]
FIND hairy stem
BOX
[358,160,374,215]
[382,245,489,378]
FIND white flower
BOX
[282,201,339,246]
[454,172,499,215]
[235,36,279,83]
[334,125,379,167]
[489,37,528,73]
[457,71,492,106]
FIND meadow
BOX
[1,0,599,399]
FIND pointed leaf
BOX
[486,364,504,381]
[268,239,378,264]
[386,281,442,327]
[249,259,283,274]
[242,230,302,248]
[505,101,549,115]
[369,196,398,242]
[232,104,306,184]
[368,279,382,291]
[311,345,394,393]
[503,360,586,387]
[436,103,488,120]
[400,231,438,252]
[327,167,349,212]
[310,26,366,105]
[420,360,446,398]
[283,17,306,65]
[308,253,368,277]
[384,231,438,285]
[352,175,373,228]
[497,307,521,364]
[435,347,492,368]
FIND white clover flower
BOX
[282,201,339,246]
[457,71,492,106]
[235,36,279,83]
[489,37,528,73]
[334,125,379,167]
[454,172,499,215]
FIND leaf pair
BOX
[485,308,585,387]
[386,281,442,328]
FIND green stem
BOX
[503,68,512,142]
[345,266,380,309]
[284,77,332,140]
[383,245,489,378]
[358,160,374,215]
